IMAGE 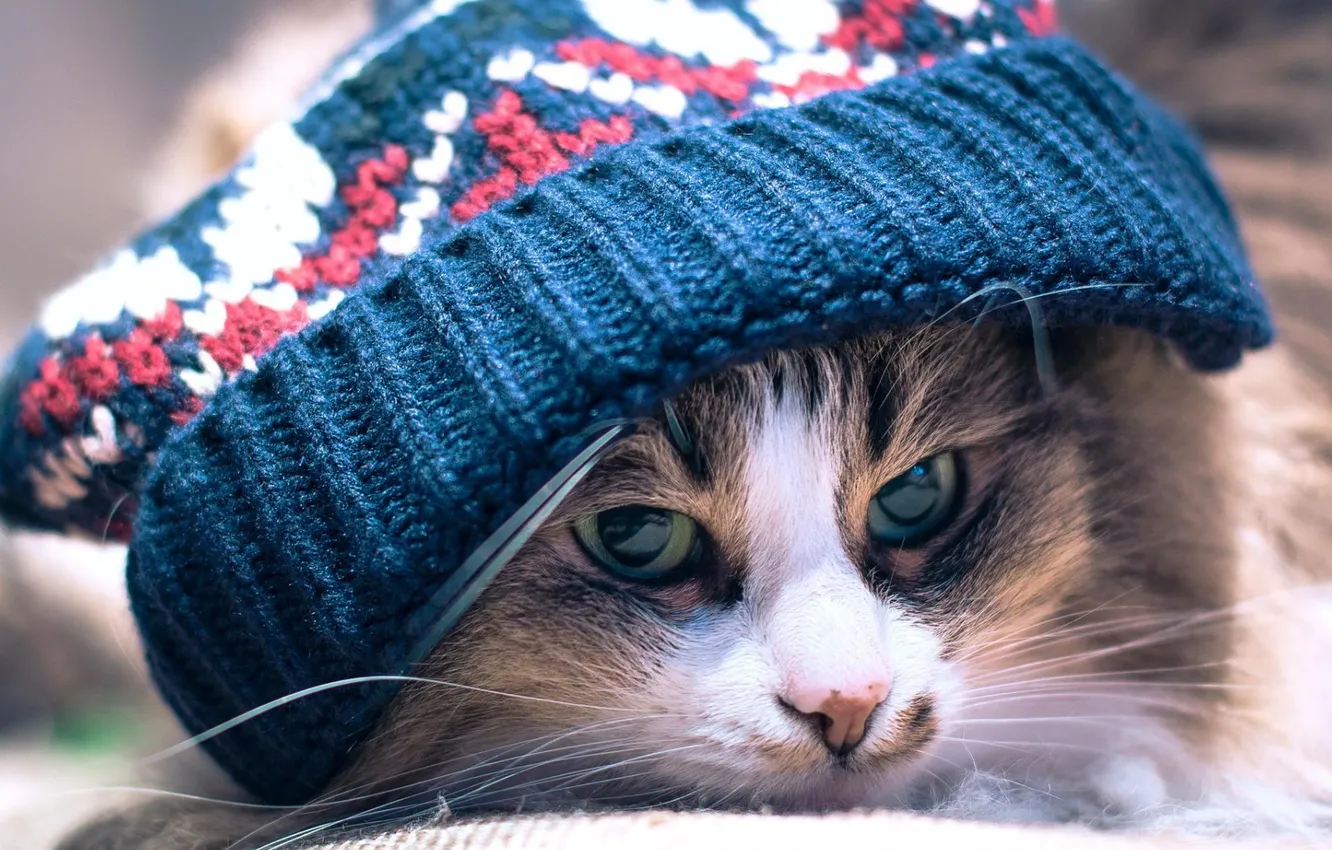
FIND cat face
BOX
[341,325,1237,815]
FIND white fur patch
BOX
[741,388,893,706]
[1091,756,1168,812]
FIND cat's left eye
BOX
[574,506,700,581]
[868,452,962,548]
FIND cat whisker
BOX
[143,675,662,766]
[950,711,1185,726]
[242,715,691,843]
[957,605,1231,669]
[959,609,1197,664]
[447,740,705,805]
[521,766,685,803]
[31,785,293,812]
[339,735,682,815]
[963,680,1249,706]
[935,734,1110,758]
[250,796,436,850]
[965,662,1243,695]
[263,753,692,850]
[890,281,1151,397]
[967,584,1332,674]
[927,745,1064,801]
[449,738,691,799]
[954,691,1222,721]
[955,594,1151,653]
[299,715,655,805]
[963,624,1237,684]
[450,743,709,807]
[933,738,981,776]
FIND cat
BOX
[66,326,1332,849]
[251,325,1332,831]
[58,0,1332,847]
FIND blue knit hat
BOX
[0,0,1272,804]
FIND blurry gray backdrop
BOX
[0,0,304,350]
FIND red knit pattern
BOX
[277,145,409,292]
[199,298,312,373]
[775,69,866,101]
[1018,0,1057,36]
[824,0,916,52]
[115,330,174,389]
[170,395,205,427]
[18,299,188,435]
[451,90,635,222]
[139,302,184,343]
[66,336,120,401]
[20,358,81,434]
[556,39,758,102]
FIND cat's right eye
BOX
[573,506,700,582]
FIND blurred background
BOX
[0,2,371,846]
[0,0,1327,848]
[1,0,295,349]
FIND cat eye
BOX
[574,506,700,581]
[868,452,961,547]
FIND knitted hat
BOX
[0,0,1272,804]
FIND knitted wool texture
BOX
[0,0,1272,804]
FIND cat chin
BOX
[599,747,938,814]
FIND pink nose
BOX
[784,678,891,755]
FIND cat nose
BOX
[783,678,890,755]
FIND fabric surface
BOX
[299,811,1315,849]
[0,0,1272,806]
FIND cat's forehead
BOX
[560,327,1038,518]
[689,329,1032,439]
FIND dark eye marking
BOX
[912,489,1004,594]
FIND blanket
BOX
[301,811,1319,849]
